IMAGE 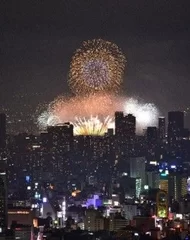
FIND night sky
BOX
[1,0,190,132]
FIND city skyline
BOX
[1,2,190,238]
[1,0,190,133]
[1,99,190,238]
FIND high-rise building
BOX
[47,123,74,178]
[115,111,124,136]
[47,123,74,150]
[146,127,158,160]
[156,190,168,218]
[48,122,73,139]
[135,178,142,198]
[146,171,160,189]
[158,117,165,140]
[159,173,168,194]
[115,112,136,137]
[130,157,146,187]
[168,173,187,201]
[0,160,7,233]
[84,209,104,231]
[168,111,184,142]
[147,127,157,144]
[115,112,136,159]
[0,114,6,149]
[140,189,168,218]
[121,204,138,220]
[109,215,129,231]
[123,114,136,137]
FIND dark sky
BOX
[0,0,190,131]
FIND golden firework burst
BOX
[68,39,126,95]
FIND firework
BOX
[37,94,159,135]
[47,93,123,121]
[73,116,114,135]
[37,93,119,134]
[37,110,61,130]
[124,98,159,133]
[68,39,126,95]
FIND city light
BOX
[1,2,189,238]
[42,197,47,203]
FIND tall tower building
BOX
[146,171,160,189]
[156,190,168,218]
[0,160,7,233]
[168,111,184,142]
[0,114,6,149]
[115,112,136,159]
[115,111,124,136]
[47,122,74,149]
[168,173,187,201]
[147,127,158,144]
[123,114,136,137]
[159,172,169,194]
[130,157,146,187]
[115,112,136,137]
[47,123,74,178]
[158,117,165,140]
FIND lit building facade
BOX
[47,123,74,178]
[109,216,129,231]
[146,171,160,189]
[121,204,138,220]
[7,208,35,228]
[84,209,104,231]
[169,173,187,201]
[130,157,146,188]
[168,111,184,143]
[140,189,168,218]
[159,174,168,194]
[156,190,168,218]
[158,117,166,140]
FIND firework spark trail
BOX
[68,39,126,95]
[48,94,123,120]
[72,116,113,135]
[37,93,120,133]
[37,39,159,135]
[124,98,159,133]
[37,94,159,135]
[37,111,61,129]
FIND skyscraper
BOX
[115,112,136,137]
[47,123,74,178]
[168,173,187,201]
[159,173,168,194]
[0,114,6,149]
[115,112,136,159]
[115,111,124,136]
[146,171,160,189]
[156,190,168,218]
[47,122,74,149]
[168,111,184,142]
[123,114,136,137]
[147,127,157,144]
[158,117,165,140]
[0,160,7,233]
[130,157,146,187]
